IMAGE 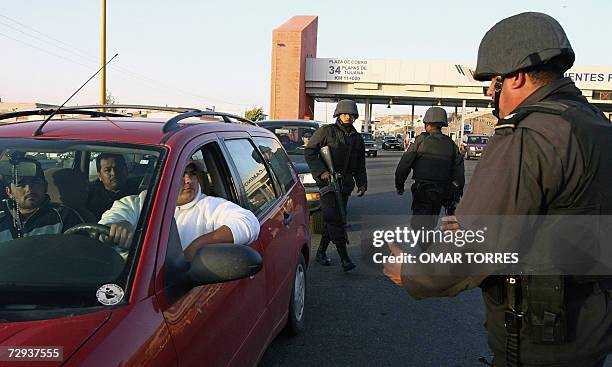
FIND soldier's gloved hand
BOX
[356,186,366,197]
[320,171,331,182]
[396,188,404,195]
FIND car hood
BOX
[363,140,376,144]
[467,144,487,148]
[292,162,310,175]
[0,310,111,366]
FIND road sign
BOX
[464,124,472,133]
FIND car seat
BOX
[45,168,97,222]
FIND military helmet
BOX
[423,107,448,127]
[333,99,359,119]
[473,12,574,82]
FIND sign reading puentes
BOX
[306,58,612,91]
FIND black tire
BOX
[372,151,378,157]
[310,210,323,234]
[285,253,306,335]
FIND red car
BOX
[0,106,310,367]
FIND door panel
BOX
[158,135,268,367]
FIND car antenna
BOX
[32,53,119,137]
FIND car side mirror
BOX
[188,244,263,286]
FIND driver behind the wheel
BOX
[98,160,260,261]
[0,156,84,242]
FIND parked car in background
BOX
[460,134,490,159]
[382,136,403,150]
[360,132,378,157]
[257,120,323,234]
[0,106,310,367]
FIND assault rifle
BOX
[319,146,346,223]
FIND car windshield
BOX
[361,133,373,141]
[467,136,489,144]
[0,139,163,315]
[265,126,317,154]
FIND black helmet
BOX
[333,99,359,119]
[423,107,448,127]
[473,12,574,82]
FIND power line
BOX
[0,13,256,108]
[0,31,93,69]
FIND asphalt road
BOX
[260,150,492,367]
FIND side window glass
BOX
[224,139,278,216]
[252,137,295,193]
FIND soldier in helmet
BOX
[395,106,464,232]
[304,99,367,272]
[385,12,612,367]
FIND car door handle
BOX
[283,211,293,225]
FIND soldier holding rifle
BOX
[304,99,367,272]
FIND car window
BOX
[467,136,489,144]
[253,137,295,193]
[224,139,278,216]
[0,139,163,313]
[264,126,317,154]
[88,152,157,181]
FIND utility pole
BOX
[100,0,107,107]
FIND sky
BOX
[1,0,610,121]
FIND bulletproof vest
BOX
[496,97,612,214]
[485,98,612,347]
[412,132,457,183]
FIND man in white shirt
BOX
[99,160,260,261]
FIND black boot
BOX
[315,241,332,266]
[336,243,356,272]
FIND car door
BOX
[250,136,305,327]
[157,136,268,367]
[219,133,293,331]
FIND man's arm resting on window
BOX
[184,225,234,261]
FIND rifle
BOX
[443,181,463,216]
[319,146,346,223]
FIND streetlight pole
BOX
[100,0,107,106]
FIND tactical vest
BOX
[483,98,612,366]
[412,132,457,183]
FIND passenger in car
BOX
[86,153,138,219]
[99,160,260,260]
[0,157,84,242]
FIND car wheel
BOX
[285,253,306,335]
[372,151,378,157]
[310,210,323,234]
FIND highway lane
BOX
[260,150,492,367]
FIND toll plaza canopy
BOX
[305,58,612,112]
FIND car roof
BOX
[257,120,321,128]
[0,117,272,145]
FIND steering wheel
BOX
[65,223,111,241]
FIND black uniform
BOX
[304,120,367,247]
[395,130,464,230]
[401,78,612,366]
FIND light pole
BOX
[100,0,107,106]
